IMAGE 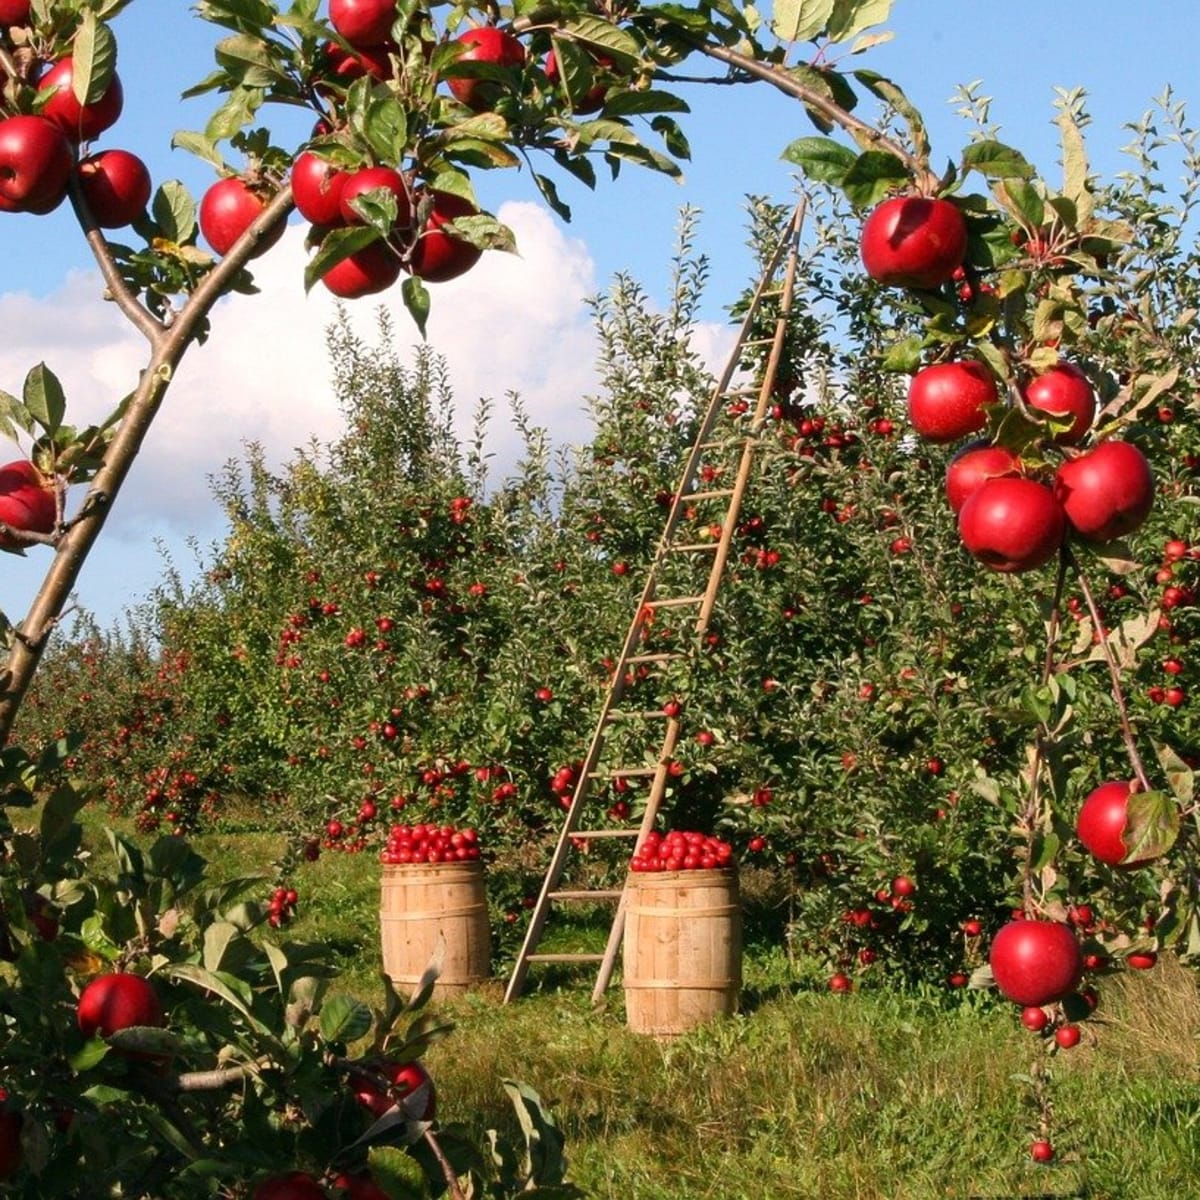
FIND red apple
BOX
[0,459,55,549]
[1053,440,1154,543]
[77,149,151,228]
[1023,360,1095,444]
[252,1173,327,1200]
[407,191,482,282]
[37,57,124,142]
[944,440,1023,513]
[291,150,350,226]
[352,1059,436,1121]
[1076,780,1158,868]
[330,0,395,47]
[958,476,1065,573]
[0,1089,20,1181]
[907,360,997,443]
[0,2,30,24]
[0,116,73,214]
[319,240,402,298]
[989,919,1083,1006]
[77,972,164,1039]
[332,1171,391,1200]
[859,195,967,289]
[317,39,395,84]
[446,27,526,112]
[199,177,284,258]
[339,165,412,229]
[544,48,612,114]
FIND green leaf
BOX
[961,140,1035,181]
[878,335,922,373]
[70,1039,111,1071]
[72,12,118,106]
[205,85,264,144]
[39,784,87,852]
[302,226,382,294]
[23,363,66,435]
[839,149,908,208]
[153,181,199,245]
[105,828,145,885]
[1154,741,1195,806]
[171,131,226,173]
[651,114,691,161]
[203,921,244,973]
[503,1079,569,1186]
[1030,830,1059,871]
[601,90,689,118]
[362,92,409,166]
[1055,98,1093,225]
[992,179,1044,229]
[366,1146,429,1200]
[532,172,571,222]
[559,15,642,66]
[772,0,836,43]
[827,0,894,41]
[780,135,857,184]
[1122,790,1180,865]
[161,963,275,1040]
[320,993,373,1044]
[852,70,928,165]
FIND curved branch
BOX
[0,185,296,745]
[687,40,938,190]
[67,172,164,345]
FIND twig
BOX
[424,1127,467,1200]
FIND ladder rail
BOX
[503,201,808,1005]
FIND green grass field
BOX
[165,821,1200,1200]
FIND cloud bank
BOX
[1,201,734,625]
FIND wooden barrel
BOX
[622,868,742,1037]
[380,862,491,999]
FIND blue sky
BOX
[4,1,1199,628]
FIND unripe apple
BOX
[447,27,526,112]
[859,196,967,289]
[907,360,996,443]
[77,149,151,228]
[958,477,1065,573]
[1023,360,1095,444]
[1053,440,1154,543]
[330,0,396,47]
[407,191,483,282]
[320,240,402,298]
[0,116,73,214]
[199,177,284,258]
[944,440,1022,513]
[37,58,124,142]
[0,459,55,549]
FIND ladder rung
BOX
[668,541,720,553]
[571,829,640,839]
[679,488,736,501]
[648,595,704,608]
[721,386,759,397]
[527,953,605,964]
[589,766,659,778]
[606,709,669,721]
[742,336,775,347]
[548,889,623,902]
[626,653,678,664]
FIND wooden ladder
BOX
[503,203,807,1005]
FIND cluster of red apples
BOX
[629,829,735,872]
[378,821,481,865]
[860,195,1154,573]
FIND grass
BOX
[90,816,1200,1199]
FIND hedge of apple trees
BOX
[3,0,1200,1191]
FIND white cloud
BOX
[0,202,732,625]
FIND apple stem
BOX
[1070,551,1153,791]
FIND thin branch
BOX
[0,185,295,745]
[424,1127,467,1200]
[1070,549,1153,790]
[67,172,165,346]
